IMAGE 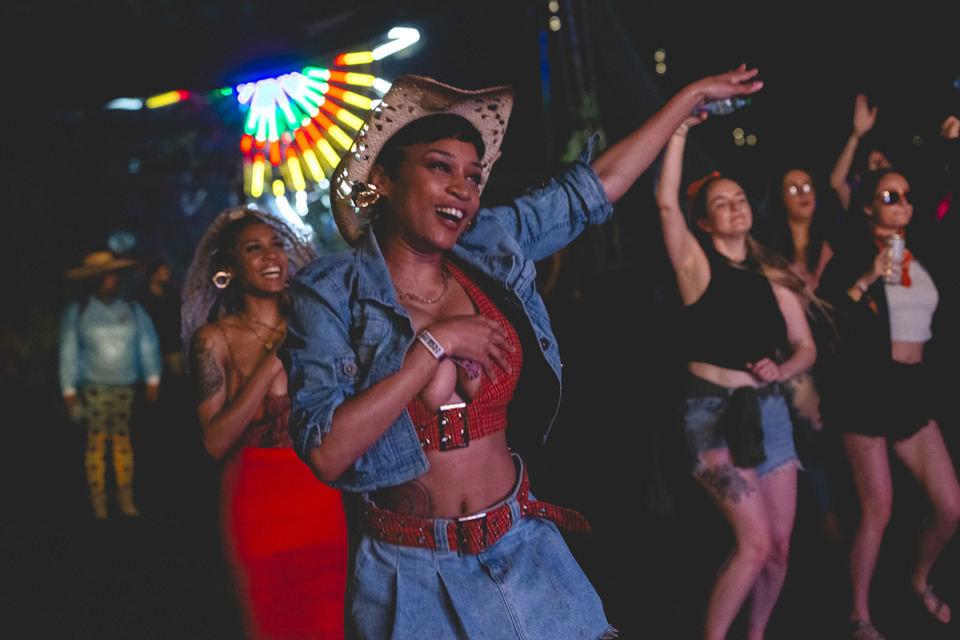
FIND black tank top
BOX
[682,248,788,371]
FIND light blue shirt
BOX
[282,145,612,492]
[59,297,162,395]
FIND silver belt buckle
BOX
[455,510,488,552]
[438,402,469,451]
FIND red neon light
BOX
[303,121,325,143]
[294,130,310,152]
[269,140,281,166]
[312,112,336,132]
[325,86,348,101]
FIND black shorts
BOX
[825,361,934,440]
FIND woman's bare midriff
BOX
[370,431,517,519]
[689,360,762,389]
[892,340,925,365]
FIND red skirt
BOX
[221,446,348,639]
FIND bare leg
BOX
[843,432,893,625]
[746,462,798,640]
[893,421,960,624]
[694,448,772,640]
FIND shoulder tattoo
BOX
[191,332,224,402]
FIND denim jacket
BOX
[282,145,613,492]
[59,297,162,396]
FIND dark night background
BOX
[2,1,959,638]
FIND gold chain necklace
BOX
[394,267,450,305]
[237,313,285,351]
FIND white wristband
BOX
[417,330,445,361]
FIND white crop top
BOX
[885,258,938,343]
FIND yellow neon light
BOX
[316,138,341,167]
[337,89,373,110]
[146,90,187,109]
[251,155,265,198]
[337,52,374,66]
[344,72,376,86]
[326,105,364,131]
[286,155,307,192]
[302,149,325,182]
[273,180,286,197]
[327,125,353,150]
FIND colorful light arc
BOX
[233,27,419,201]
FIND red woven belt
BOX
[359,464,590,555]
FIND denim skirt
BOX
[348,469,616,639]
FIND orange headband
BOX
[686,171,721,210]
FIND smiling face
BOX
[782,169,816,222]
[371,137,483,252]
[230,222,289,295]
[696,178,753,238]
[866,171,913,234]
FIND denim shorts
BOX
[348,463,615,639]
[682,375,798,477]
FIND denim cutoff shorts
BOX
[348,457,616,640]
[682,374,798,477]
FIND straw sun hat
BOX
[331,75,514,246]
[65,251,138,279]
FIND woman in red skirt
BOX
[182,206,348,639]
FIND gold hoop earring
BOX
[212,271,233,289]
[352,182,380,209]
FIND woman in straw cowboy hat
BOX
[282,69,762,639]
[181,206,349,639]
[59,251,162,520]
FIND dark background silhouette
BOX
[2,1,958,637]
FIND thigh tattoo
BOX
[699,463,755,503]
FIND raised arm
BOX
[654,119,711,305]
[592,64,763,204]
[829,93,877,211]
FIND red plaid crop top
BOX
[406,260,523,452]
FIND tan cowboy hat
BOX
[331,75,514,245]
[66,251,138,279]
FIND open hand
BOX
[695,64,763,104]
[853,93,878,138]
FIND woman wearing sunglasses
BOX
[817,169,960,640]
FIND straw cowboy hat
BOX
[331,75,514,245]
[66,251,138,279]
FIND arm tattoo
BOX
[191,333,224,402]
[698,463,756,504]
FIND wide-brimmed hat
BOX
[179,206,318,368]
[65,251,138,279]
[331,75,514,245]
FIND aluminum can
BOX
[883,234,905,284]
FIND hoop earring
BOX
[212,271,233,289]
[352,183,380,209]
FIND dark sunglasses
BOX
[877,189,910,205]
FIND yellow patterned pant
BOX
[81,383,136,494]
